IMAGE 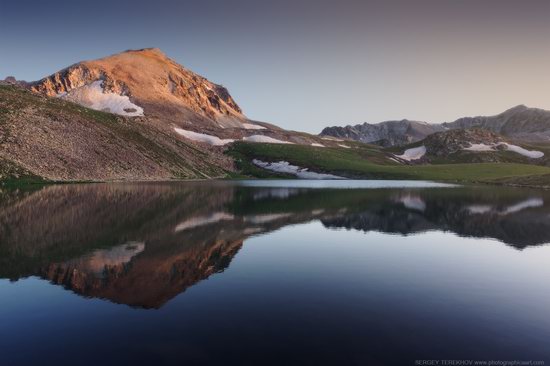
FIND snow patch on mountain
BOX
[59,80,144,117]
[464,143,495,152]
[504,144,544,158]
[337,144,351,149]
[243,135,293,144]
[396,146,426,161]
[311,143,325,147]
[252,159,344,179]
[242,123,266,130]
[464,142,543,158]
[245,213,292,224]
[322,136,344,142]
[174,128,234,146]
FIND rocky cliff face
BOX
[0,49,341,182]
[30,48,245,128]
[421,129,504,156]
[321,105,550,146]
[1,49,338,181]
[0,85,233,180]
[320,119,444,146]
[392,128,547,164]
[442,105,550,142]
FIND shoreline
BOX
[3,176,550,190]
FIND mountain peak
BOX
[118,47,170,59]
[30,48,245,127]
[124,47,165,54]
[504,104,529,113]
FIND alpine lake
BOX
[1,180,549,365]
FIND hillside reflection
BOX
[1,182,549,308]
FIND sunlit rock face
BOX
[22,48,322,159]
[30,48,244,126]
[1,182,550,308]
[57,80,144,117]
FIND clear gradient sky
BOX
[1,0,549,132]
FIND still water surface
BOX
[0,180,549,365]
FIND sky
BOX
[1,0,550,133]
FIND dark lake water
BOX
[1,180,549,365]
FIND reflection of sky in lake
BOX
[1,182,550,365]
[1,220,550,365]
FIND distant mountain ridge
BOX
[3,48,550,183]
[321,105,550,146]
[320,119,444,147]
[442,105,550,141]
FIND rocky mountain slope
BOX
[442,105,550,141]
[321,105,550,146]
[3,48,550,183]
[320,119,444,146]
[30,48,245,128]
[391,128,548,164]
[1,49,335,182]
[26,48,333,147]
[0,85,232,181]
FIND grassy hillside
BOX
[0,85,232,182]
[0,158,43,185]
[228,142,550,184]
[3,84,550,186]
[387,128,550,165]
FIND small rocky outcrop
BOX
[422,128,503,156]
[1,76,27,87]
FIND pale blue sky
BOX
[1,0,550,132]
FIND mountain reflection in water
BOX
[0,181,549,309]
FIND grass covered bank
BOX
[228,142,550,185]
